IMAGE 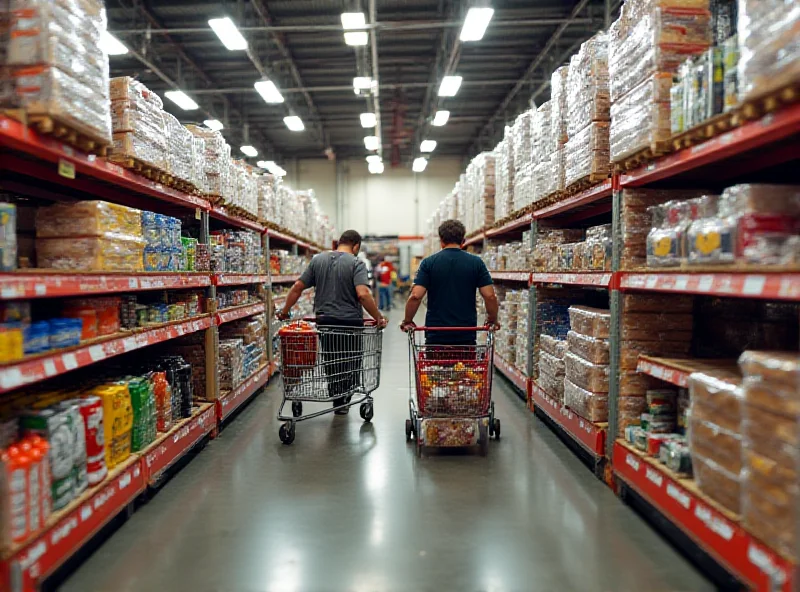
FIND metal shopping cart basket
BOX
[406,326,500,456]
[277,318,383,444]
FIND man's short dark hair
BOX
[438,219,466,245]
[338,229,362,247]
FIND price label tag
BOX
[62,353,78,370]
[88,345,106,362]
[58,159,76,179]
[195,208,201,220]
[742,275,765,296]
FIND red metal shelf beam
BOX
[620,272,800,301]
[215,302,266,326]
[212,274,270,287]
[486,213,533,238]
[0,116,209,211]
[493,353,529,393]
[530,382,606,457]
[614,441,795,591]
[209,206,265,233]
[533,179,613,219]
[532,272,613,288]
[463,232,485,247]
[271,274,300,284]
[636,357,691,388]
[490,271,531,283]
[0,316,212,394]
[0,272,211,300]
[621,104,800,187]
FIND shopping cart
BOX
[277,318,383,444]
[406,326,500,456]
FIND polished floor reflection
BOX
[60,313,713,592]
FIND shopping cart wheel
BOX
[291,401,303,417]
[279,422,295,445]
[359,402,374,422]
[405,419,413,441]
[493,418,501,439]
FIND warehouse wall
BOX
[287,157,462,236]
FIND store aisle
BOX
[60,313,712,592]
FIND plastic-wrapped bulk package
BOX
[186,125,231,198]
[737,0,800,101]
[610,73,673,162]
[540,148,565,197]
[566,32,610,138]
[163,112,194,184]
[465,152,496,232]
[549,66,569,155]
[513,163,534,212]
[565,121,611,187]
[108,77,167,171]
[495,135,513,222]
[191,135,207,194]
[4,0,112,143]
[513,110,532,178]
[258,174,276,222]
[531,101,551,167]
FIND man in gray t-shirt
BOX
[278,230,386,414]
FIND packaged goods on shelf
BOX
[670,46,728,135]
[531,101,551,168]
[610,74,673,162]
[495,137,512,221]
[3,0,112,142]
[464,152,496,234]
[36,234,145,272]
[0,202,17,271]
[36,200,142,239]
[568,306,610,339]
[538,349,565,400]
[739,350,800,559]
[549,66,569,152]
[496,291,524,368]
[621,312,693,341]
[109,78,168,170]
[513,111,532,177]
[218,339,244,391]
[258,174,277,222]
[172,341,207,401]
[564,351,610,393]
[210,230,264,274]
[566,330,609,365]
[566,32,610,138]
[687,369,743,513]
[163,112,194,186]
[737,0,800,102]
[482,239,533,272]
[564,122,611,188]
[564,379,608,422]
[540,334,568,358]
[0,433,52,546]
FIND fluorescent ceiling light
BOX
[209,17,248,50]
[438,75,463,97]
[353,77,373,90]
[360,113,377,128]
[341,12,366,29]
[344,31,369,46]
[420,140,437,153]
[366,154,382,164]
[432,110,450,126]
[254,79,284,104]
[204,119,224,131]
[284,116,305,131]
[368,161,384,174]
[165,90,199,111]
[364,136,380,151]
[99,31,128,56]
[241,145,258,157]
[257,160,268,168]
[412,157,428,173]
[460,7,494,42]
[265,161,287,177]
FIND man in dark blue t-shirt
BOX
[400,219,499,344]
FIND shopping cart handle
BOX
[413,326,492,332]
[302,316,380,327]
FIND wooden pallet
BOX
[168,177,197,195]
[733,80,800,125]
[562,172,610,198]
[670,111,736,152]
[106,155,170,184]
[613,141,671,173]
[5,108,110,156]
[533,189,565,211]
[225,205,258,222]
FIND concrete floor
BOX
[60,312,713,592]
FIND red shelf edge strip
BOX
[530,382,605,456]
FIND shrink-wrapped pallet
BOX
[564,121,610,187]
[566,32,610,138]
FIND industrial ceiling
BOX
[107,0,619,169]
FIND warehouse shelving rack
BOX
[0,115,326,591]
[482,103,800,591]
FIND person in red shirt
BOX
[376,258,395,311]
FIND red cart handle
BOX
[303,316,380,327]
[412,326,493,332]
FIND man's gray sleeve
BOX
[299,256,317,287]
[353,259,370,287]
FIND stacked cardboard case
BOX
[531,102,552,204]
[495,137,513,221]
[563,306,611,422]
[609,0,712,163]
[2,0,112,143]
[463,152,496,235]
[564,33,611,188]
[512,111,533,213]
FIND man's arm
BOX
[278,280,307,319]
[401,285,427,330]
[356,285,387,327]
[479,285,500,330]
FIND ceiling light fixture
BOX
[364,136,380,151]
[257,160,268,168]
[99,31,128,56]
[438,76,463,97]
[353,76,373,95]
[344,31,369,46]
[412,157,428,173]
[460,7,495,42]
[360,113,377,128]
[164,90,199,111]
[420,140,437,153]
[341,12,366,29]
[368,161,384,174]
[240,145,258,157]
[432,110,450,126]
[366,155,382,164]
[204,119,224,131]
[208,17,248,50]
[284,116,305,132]
[268,161,287,176]
[254,79,284,104]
